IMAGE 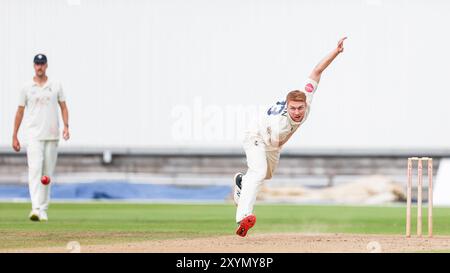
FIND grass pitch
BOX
[1,202,449,250]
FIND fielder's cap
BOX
[33,54,47,64]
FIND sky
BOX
[1,0,449,150]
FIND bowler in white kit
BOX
[233,37,347,237]
[12,54,70,222]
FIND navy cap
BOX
[33,54,47,64]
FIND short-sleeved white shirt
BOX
[18,80,65,141]
[246,78,318,151]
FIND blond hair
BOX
[286,90,306,103]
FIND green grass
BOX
[1,202,450,250]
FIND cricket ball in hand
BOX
[41,176,51,185]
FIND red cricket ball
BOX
[41,176,51,185]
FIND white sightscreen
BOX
[1,0,449,150]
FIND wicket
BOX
[406,157,433,238]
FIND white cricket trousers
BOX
[236,137,280,223]
[26,140,59,211]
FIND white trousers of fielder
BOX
[236,136,280,223]
[27,140,58,211]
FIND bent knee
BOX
[246,169,267,182]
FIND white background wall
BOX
[1,0,449,150]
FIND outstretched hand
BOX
[309,36,347,83]
[337,37,347,53]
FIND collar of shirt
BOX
[31,80,51,89]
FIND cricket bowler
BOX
[233,37,347,237]
[12,54,70,222]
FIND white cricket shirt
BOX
[18,80,66,141]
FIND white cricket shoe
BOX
[39,210,48,222]
[29,209,40,222]
[233,172,243,206]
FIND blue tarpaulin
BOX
[0,181,232,201]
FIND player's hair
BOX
[286,90,306,104]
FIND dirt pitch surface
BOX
[4,233,450,253]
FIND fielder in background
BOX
[233,37,347,237]
[12,54,70,222]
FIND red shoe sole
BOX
[236,215,256,237]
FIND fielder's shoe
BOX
[233,172,243,206]
[39,210,48,222]
[235,214,256,237]
[29,209,40,222]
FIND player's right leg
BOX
[26,140,44,221]
[235,138,267,237]
[39,140,59,221]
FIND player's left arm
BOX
[309,37,347,83]
[59,101,70,140]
